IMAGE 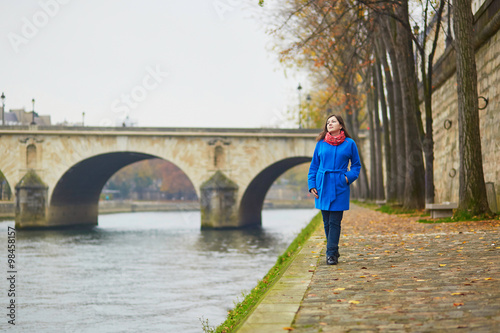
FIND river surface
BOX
[0,208,317,333]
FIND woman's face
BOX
[326,116,342,134]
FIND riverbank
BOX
[98,200,199,214]
[0,199,315,220]
[0,202,14,219]
[99,199,315,213]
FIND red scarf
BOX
[325,130,346,146]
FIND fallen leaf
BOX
[334,288,346,291]
[484,278,492,280]
[451,293,464,296]
[359,276,366,278]
[282,327,294,331]
[349,300,360,304]
[319,322,327,326]
[453,302,464,306]
[383,289,394,292]
[439,264,447,267]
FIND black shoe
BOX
[326,256,338,265]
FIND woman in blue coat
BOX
[308,114,361,265]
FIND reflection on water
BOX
[0,209,317,333]
[195,228,279,254]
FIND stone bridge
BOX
[0,126,317,229]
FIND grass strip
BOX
[352,200,427,217]
[352,200,498,223]
[418,210,499,223]
[204,212,322,333]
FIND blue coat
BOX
[308,137,361,211]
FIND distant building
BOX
[1,108,51,126]
[54,120,84,127]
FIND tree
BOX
[264,0,430,208]
[452,0,491,216]
[375,37,397,203]
[394,0,426,209]
[371,65,385,200]
[381,16,406,200]
[413,0,446,205]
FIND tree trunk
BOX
[420,0,446,205]
[377,36,398,203]
[452,0,491,216]
[375,43,392,202]
[371,67,385,200]
[395,0,426,209]
[367,74,377,201]
[383,16,406,202]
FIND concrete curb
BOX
[236,226,324,333]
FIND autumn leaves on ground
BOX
[293,204,500,332]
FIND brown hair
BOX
[316,114,352,142]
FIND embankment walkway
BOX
[237,204,500,332]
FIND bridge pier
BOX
[15,170,49,229]
[48,203,98,228]
[200,171,240,228]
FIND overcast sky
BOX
[1,0,308,128]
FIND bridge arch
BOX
[239,157,312,227]
[0,169,13,201]
[49,151,197,227]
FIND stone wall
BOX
[429,9,500,211]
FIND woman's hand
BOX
[310,188,319,199]
[345,176,348,184]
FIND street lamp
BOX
[82,111,85,126]
[306,94,311,128]
[31,98,36,125]
[1,92,5,126]
[297,83,302,129]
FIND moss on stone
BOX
[201,170,238,190]
[15,170,47,189]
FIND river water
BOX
[0,208,317,333]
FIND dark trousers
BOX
[321,210,344,257]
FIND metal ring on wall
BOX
[444,119,452,130]
[478,96,489,110]
[449,168,457,178]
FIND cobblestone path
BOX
[293,204,500,332]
